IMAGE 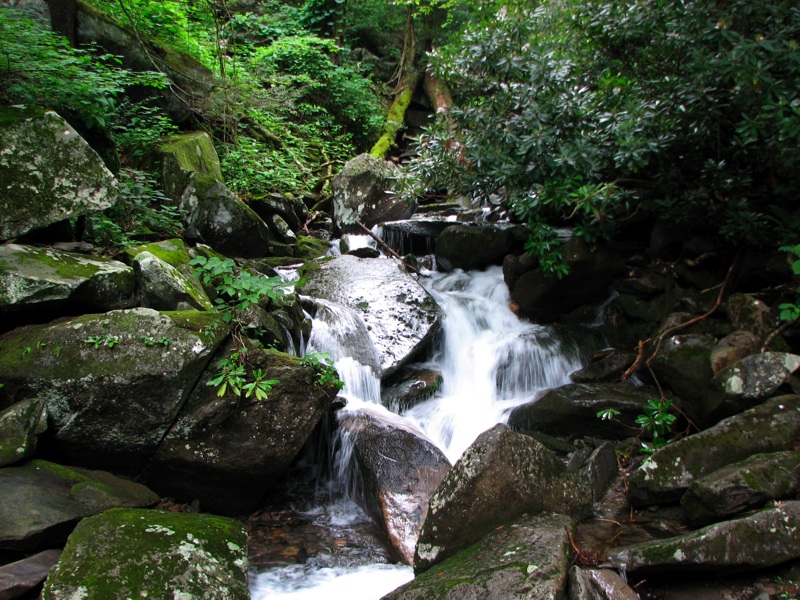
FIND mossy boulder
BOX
[414,424,592,573]
[339,407,451,565]
[386,513,574,599]
[0,109,117,241]
[300,255,441,378]
[680,451,800,525]
[133,251,212,311]
[381,365,443,412]
[42,508,248,600]
[434,223,517,271]
[0,308,229,472]
[331,153,412,233]
[249,193,309,233]
[0,244,135,316]
[0,459,159,551]
[714,352,800,414]
[607,501,800,575]
[143,342,335,515]
[124,238,195,270]
[507,382,656,440]
[160,132,223,202]
[627,395,800,506]
[0,398,47,467]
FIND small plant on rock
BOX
[778,243,800,323]
[301,351,344,391]
[596,396,676,454]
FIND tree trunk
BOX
[46,0,77,45]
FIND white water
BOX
[250,264,582,599]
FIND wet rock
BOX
[607,501,800,575]
[42,508,248,600]
[0,108,117,241]
[649,334,720,424]
[581,442,619,503]
[0,244,136,316]
[627,395,800,506]
[268,214,298,246]
[0,308,229,471]
[339,406,451,565]
[714,352,800,413]
[143,343,336,515]
[710,330,761,373]
[300,255,441,377]
[509,238,625,323]
[332,154,412,233]
[567,566,639,600]
[414,424,592,573]
[569,350,637,383]
[250,194,308,234]
[434,223,517,271]
[727,293,777,343]
[0,398,47,467]
[386,513,573,600]
[507,382,654,440]
[381,365,442,412]
[381,218,450,256]
[0,459,159,551]
[680,451,800,526]
[340,233,378,256]
[0,549,62,600]
[76,6,214,124]
[180,179,277,258]
[133,251,212,310]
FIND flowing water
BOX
[250,262,584,599]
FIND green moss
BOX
[125,239,192,268]
[295,236,331,261]
[161,132,223,197]
[0,105,45,126]
[370,86,415,159]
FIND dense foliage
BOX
[398,0,800,271]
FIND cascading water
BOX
[249,262,583,599]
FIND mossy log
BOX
[369,71,421,160]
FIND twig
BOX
[761,320,794,353]
[565,526,599,567]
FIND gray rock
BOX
[569,350,637,383]
[0,398,47,467]
[649,334,720,424]
[507,382,655,440]
[710,330,761,373]
[133,251,212,310]
[300,255,441,377]
[727,293,777,343]
[159,132,223,203]
[381,218,451,256]
[627,395,800,506]
[0,549,62,600]
[42,508,248,600]
[339,406,451,565]
[607,501,800,575]
[681,451,800,525]
[386,513,573,600]
[581,442,619,503]
[0,308,229,472]
[249,194,308,233]
[143,343,335,515]
[0,109,117,241]
[332,154,412,233]
[180,179,277,258]
[269,214,297,245]
[0,460,159,551]
[715,352,800,413]
[567,566,639,600]
[0,244,135,314]
[434,223,516,271]
[414,424,592,573]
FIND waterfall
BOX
[250,264,583,599]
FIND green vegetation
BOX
[778,244,800,323]
[207,350,278,400]
[301,351,344,390]
[85,335,121,349]
[597,396,677,454]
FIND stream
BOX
[249,261,585,599]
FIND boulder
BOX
[0,244,135,316]
[607,501,800,575]
[180,179,277,258]
[714,352,800,413]
[569,350,638,383]
[0,308,229,471]
[567,567,640,600]
[414,424,592,573]
[507,382,655,440]
[381,365,443,412]
[680,451,800,525]
[381,218,451,257]
[509,238,625,323]
[626,395,800,506]
[0,459,159,551]
[76,2,214,124]
[132,251,212,310]
[124,238,196,270]
[331,154,412,233]
[0,398,47,467]
[727,293,777,343]
[710,330,761,373]
[142,343,336,515]
[300,255,441,377]
[338,406,451,565]
[580,442,619,503]
[649,334,720,424]
[0,108,117,241]
[434,223,517,271]
[42,508,248,600]
[159,132,223,203]
[386,513,573,600]
[249,193,309,233]
[0,549,62,600]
